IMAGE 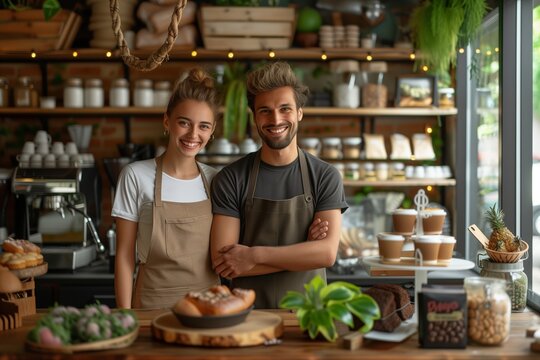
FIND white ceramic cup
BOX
[51,142,64,155]
[43,153,56,168]
[30,153,42,168]
[70,154,83,167]
[65,142,78,155]
[36,142,49,155]
[16,153,30,168]
[57,153,70,168]
[22,141,35,154]
[34,130,51,145]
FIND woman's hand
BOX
[308,217,329,241]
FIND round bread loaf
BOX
[173,285,255,317]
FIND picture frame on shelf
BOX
[395,75,438,107]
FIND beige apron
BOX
[232,150,326,309]
[132,155,219,309]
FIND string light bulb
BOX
[458,48,465,54]
[409,52,416,60]
[410,155,416,161]
[72,51,78,58]
[366,53,373,61]
[427,185,433,192]
[268,49,275,58]
[191,49,198,57]
[227,50,234,59]
[475,48,481,54]
[422,65,429,72]
[495,47,500,52]
[486,50,492,56]
[426,126,433,134]
[321,51,327,60]
[105,51,112,58]
[30,51,36,59]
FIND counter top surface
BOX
[0,309,538,359]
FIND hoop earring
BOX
[164,129,169,136]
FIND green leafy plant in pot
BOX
[279,276,380,342]
[222,62,253,141]
[1,0,61,20]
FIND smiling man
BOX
[210,62,348,309]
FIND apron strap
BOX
[247,149,313,205]
[298,149,313,203]
[154,154,165,207]
[197,161,211,198]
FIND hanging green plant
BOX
[222,63,253,141]
[410,0,488,74]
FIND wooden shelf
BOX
[0,47,417,62]
[0,106,457,117]
[342,178,456,187]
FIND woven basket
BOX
[485,240,529,263]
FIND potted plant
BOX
[410,0,488,74]
[221,62,252,142]
[279,275,380,342]
[1,0,61,20]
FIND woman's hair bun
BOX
[188,68,214,89]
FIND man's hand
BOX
[308,218,329,241]
[213,244,256,279]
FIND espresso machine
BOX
[12,167,106,270]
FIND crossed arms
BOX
[210,209,341,279]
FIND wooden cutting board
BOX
[151,310,283,348]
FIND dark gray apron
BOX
[232,149,326,309]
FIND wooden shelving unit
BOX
[0,47,417,62]
[0,106,457,117]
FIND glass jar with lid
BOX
[342,137,362,158]
[333,162,345,179]
[84,78,104,108]
[478,257,528,312]
[464,277,511,346]
[64,78,83,108]
[439,88,455,108]
[300,137,321,157]
[0,77,8,107]
[391,162,406,180]
[321,137,342,159]
[363,162,376,181]
[15,76,38,107]
[375,162,389,180]
[344,162,360,180]
[110,78,129,107]
[134,79,154,107]
[153,80,171,108]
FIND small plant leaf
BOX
[43,0,61,21]
[327,303,354,328]
[279,291,306,309]
[307,322,318,339]
[321,284,356,302]
[297,308,312,330]
[312,309,337,341]
[346,295,381,333]
[323,281,361,294]
[305,275,325,306]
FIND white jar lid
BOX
[364,162,374,170]
[322,137,341,145]
[342,137,362,145]
[393,162,405,170]
[346,162,360,169]
[300,137,320,147]
[333,163,345,170]
[376,163,388,170]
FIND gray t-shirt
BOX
[211,151,348,220]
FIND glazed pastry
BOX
[173,285,256,316]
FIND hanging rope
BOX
[109,0,187,72]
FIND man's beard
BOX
[257,123,298,150]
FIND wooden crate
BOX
[0,278,36,317]
[199,6,295,50]
[0,9,81,51]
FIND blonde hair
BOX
[246,61,309,111]
[166,68,220,116]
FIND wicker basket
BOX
[485,240,529,263]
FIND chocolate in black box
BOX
[418,285,467,349]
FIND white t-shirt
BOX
[112,158,218,222]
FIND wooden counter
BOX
[0,309,538,359]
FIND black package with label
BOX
[418,286,467,348]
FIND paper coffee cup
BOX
[392,208,417,234]
[437,235,456,264]
[421,208,446,235]
[414,235,441,265]
[377,233,405,262]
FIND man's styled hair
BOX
[246,61,309,111]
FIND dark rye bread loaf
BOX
[373,284,414,321]
[364,287,402,332]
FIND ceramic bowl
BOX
[171,306,252,329]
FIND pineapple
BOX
[485,204,521,252]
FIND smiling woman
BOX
[112,68,222,310]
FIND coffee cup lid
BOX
[377,232,405,241]
[440,235,456,243]
[421,208,446,216]
[415,235,442,243]
[393,208,417,215]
